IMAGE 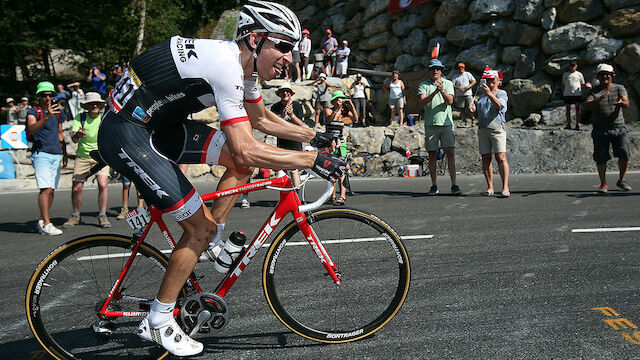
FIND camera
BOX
[51,98,58,105]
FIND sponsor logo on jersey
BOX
[132,106,150,123]
[128,68,142,87]
[145,92,186,116]
[176,37,198,62]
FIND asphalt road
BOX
[1,173,639,359]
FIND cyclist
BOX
[97,1,343,356]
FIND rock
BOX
[606,7,640,38]
[541,7,556,30]
[394,54,422,73]
[211,165,226,178]
[513,0,545,25]
[499,21,543,46]
[468,0,514,20]
[368,48,387,64]
[377,152,409,176]
[514,53,536,79]
[381,136,392,154]
[583,37,623,64]
[416,2,438,27]
[456,45,500,71]
[344,0,361,17]
[541,106,567,126]
[326,2,346,16]
[329,13,348,34]
[342,28,363,44]
[508,118,524,127]
[402,29,428,56]
[498,63,515,83]
[392,13,420,37]
[543,53,580,76]
[386,37,404,62]
[344,12,365,31]
[15,164,34,178]
[623,95,639,124]
[614,43,640,75]
[298,5,321,25]
[544,0,562,6]
[542,22,598,55]
[507,79,553,117]
[523,113,542,126]
[391,126,424,153]
[502,46,522,64]
[363,0,388,21]
[446,23,485,47]
[435,0,470,33]
[557,0,603,23]
[362,13,390,38]
[191,107,218,124]
[359,31,389,51]
[347,127,387,153]
[603,0,640,11]
[186,164,211,178]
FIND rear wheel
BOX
[263,208,410,343]
[26,234,184,360]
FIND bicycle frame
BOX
[97,172,340,320]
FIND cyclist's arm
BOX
[245,100,315,143]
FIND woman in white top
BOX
[349,73,368,126]
[384,70,406,126]
[299,29,312,80]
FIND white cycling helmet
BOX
[236,0,301,42]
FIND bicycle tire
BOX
[363,154,377,177]
[26,234,184,360]
[263,208,410,343]
[349,153,370,177]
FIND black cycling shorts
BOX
[98,111,226,221]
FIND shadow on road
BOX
[0,218,67,234]
[200,330,326,353]
[0,337,49,360]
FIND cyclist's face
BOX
[256,34,294,80]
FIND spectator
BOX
[271,82,305,187]
[16,97,31,125]
[417,59,460,196]
[66,82,85,119]
[87,67,107,97]
[324,90,357,205]
[299,29,311,80]
[63,92,112,229]
[26,81,67,235]
[321,29,338,77]
[313,72,331,129]
[384,70,406,126]
[111,64,124,85]
[469,67,510,197]
[562,61,587,130]
[349,73,368,127]
[335,40,350,78]
[117,176,145,219]
[291,41,302,82]
[55,84,71,119]
[585,63,631,193]
[3,98,19,125]
[451,62,476,120]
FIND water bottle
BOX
[214,231,246,273]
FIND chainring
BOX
[180,292,229,336]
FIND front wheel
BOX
[263,208,410,343]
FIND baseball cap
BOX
[325,29,332,34]
[36,81,56,95]
[114,64,120,68]
[319,73,327,79]
[428,59,444,69]
[595,63,614,75]
[6,97,14,103]
[457,62,465,68]
[21,97,29,101]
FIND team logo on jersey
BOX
[132,106,150,123]
[176,37,198,62]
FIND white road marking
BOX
[557,171,640,176]
[572,227,640,233]
[76,234,434,260]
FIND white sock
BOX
[148,298,176,327]
[208,223,225,248]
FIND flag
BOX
[388,0,432,14]
[430,40,440,60]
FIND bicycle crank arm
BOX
[188,310,212,337]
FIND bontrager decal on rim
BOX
[269,240,287,274]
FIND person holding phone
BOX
[87,67,107,97]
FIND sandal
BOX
[335,197,346,205]
[326,197,335,205]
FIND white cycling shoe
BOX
[198,244,223,263]
[138,317,203,356]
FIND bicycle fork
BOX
[293,210,342,285]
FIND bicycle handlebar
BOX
[298,170,333,213]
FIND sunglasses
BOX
[254,33,295,54]
[39,93,55,98]
[87,103,104,107]
[598,72,614,76]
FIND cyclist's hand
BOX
[313,152,345,181]
[310,131,336,149]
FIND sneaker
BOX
[616,179,632,191]
[36,219,44,233]
[241,199,250,209]
[63,214,81,228]
[98,214,112,228]
[138,317,203,357]
[451,184,463,195]
[116,207,129,220]
[427,185,439,196]
[40,222,63,236]
[597,184,608,193]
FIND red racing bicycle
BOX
[26,171,411,359]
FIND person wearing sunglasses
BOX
[585,63,631,193]
[26,81,68,236]
[97,1,344,356]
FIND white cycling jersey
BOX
[108,36,261,129]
